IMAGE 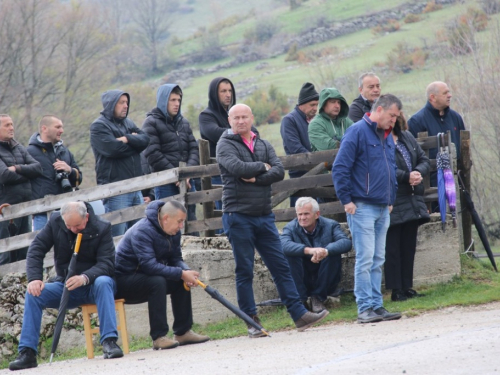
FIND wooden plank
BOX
[279,150,336,169]
[292,187,336,198]
[199,139,215,237]
[178,164,220,179]
[459,130,472,252]
[272,174,332,194]
[271,163,326,207]
[0,168,180,221]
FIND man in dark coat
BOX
[28,115,83,230]
[90,89,150,236]
[142,84,199,230]
[115,200,209,350]
[9,202,122,371]
[216,104,329,338]
[408,81,465,186]
[0,114,42,265]
[348,72,381,123]
[281,197,352,313]
[280,82,319,207]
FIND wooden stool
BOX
[81,299,129,359]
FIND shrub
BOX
[445,8,488,55]
[480,0,500,14]
[183,104,204,131]
[404,13,422,24]
[423,1,443,13]
[245,85,289,126]
[386,43,429,73]
[372,19,400,35]
[285,43,299,62]
[244,19,280,44]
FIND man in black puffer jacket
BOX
[143,84,199,230]
[90,89,150,236]
[9,202,122,371]
[216,104,329,338]
[0,114,42,265]
[115,200,209,350]
[28,115,83,231]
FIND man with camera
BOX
[28,115,82,231]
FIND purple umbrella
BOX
[436,133,457,231]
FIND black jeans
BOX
[384,220,419,290]
[116,273,193,340]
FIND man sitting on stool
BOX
[281,197,352,313]
[115,200,209,350]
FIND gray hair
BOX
[358,72,380,89]
[295,197,320,213]
[426,81,447,100]
[61,201,87,218]
[371,94,402,112]
[160,200,187,217]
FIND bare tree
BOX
[128,0,178,74]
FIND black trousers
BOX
[384,220,419,290]
[116,273,193,340]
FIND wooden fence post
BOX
[459,130,473,252]
[178,162,188,234]
[199,140,215,237]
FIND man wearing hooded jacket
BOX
[308,88,354,152]
[90,90,150,236]
[142,84,199,227]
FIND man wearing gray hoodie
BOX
[90,90,150,236]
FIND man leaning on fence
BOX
[27,115,82,231]
[0,114,42,265]
[332,94,402,324]
[9,202,122,371]
[90,89,150,236]
[216,103,329,338]
[115,200,209,350]
[281,197,352,313]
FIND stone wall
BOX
[0,217,460,360]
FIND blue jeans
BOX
[155,183,198,234]
[103,191,143,236]
[347,202,390,314]
[0,215,31,265]
[33,213,50,231]
[18,276,118,353]
[223,212,307,321]
[285,253,341,301]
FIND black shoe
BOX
[9,348,37,371]
[405,289,425,298]
[374,307,402,321]
[391,289,408,302]
[310,296,326,313]
[357,308,383,323]
[246,315,267,338]
[102,338,124,359]
[328,287,344,298]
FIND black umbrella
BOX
[0,204,18,236]
[184,280,270,337]
[50,233,83,363]
[458,171,497,272]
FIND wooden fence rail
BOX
[1,132,472,257]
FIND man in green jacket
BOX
[308,88,353,151]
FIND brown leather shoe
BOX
[310,296,326,313]
[153,336,179,350]
[295,310,329,332]
[174,330,210,346]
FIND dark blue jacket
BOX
[408,101,465,161]
[27,133,82,199]
[280,106,311,178]
[90,89,150,185]
[332,115,397,206]
[114,200,190,280]
[281,216,352,257]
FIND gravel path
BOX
[3,302,500,374]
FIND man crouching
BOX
[115,200,209,349]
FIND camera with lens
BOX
[55,171,73,193]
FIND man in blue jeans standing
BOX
[9,202,123,371]
[332,94,402,323]
[216,104,328,338]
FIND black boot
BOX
[391,289,407,302]
[102,338,124,359]
[9,348,37,371]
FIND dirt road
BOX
[3,302,499,374]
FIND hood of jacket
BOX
[156,84,183,122]
[144,200,169,235]
[318,88,349,120]
[28,132,63,151]
[207,77,235,126]
[100,89,130,121]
